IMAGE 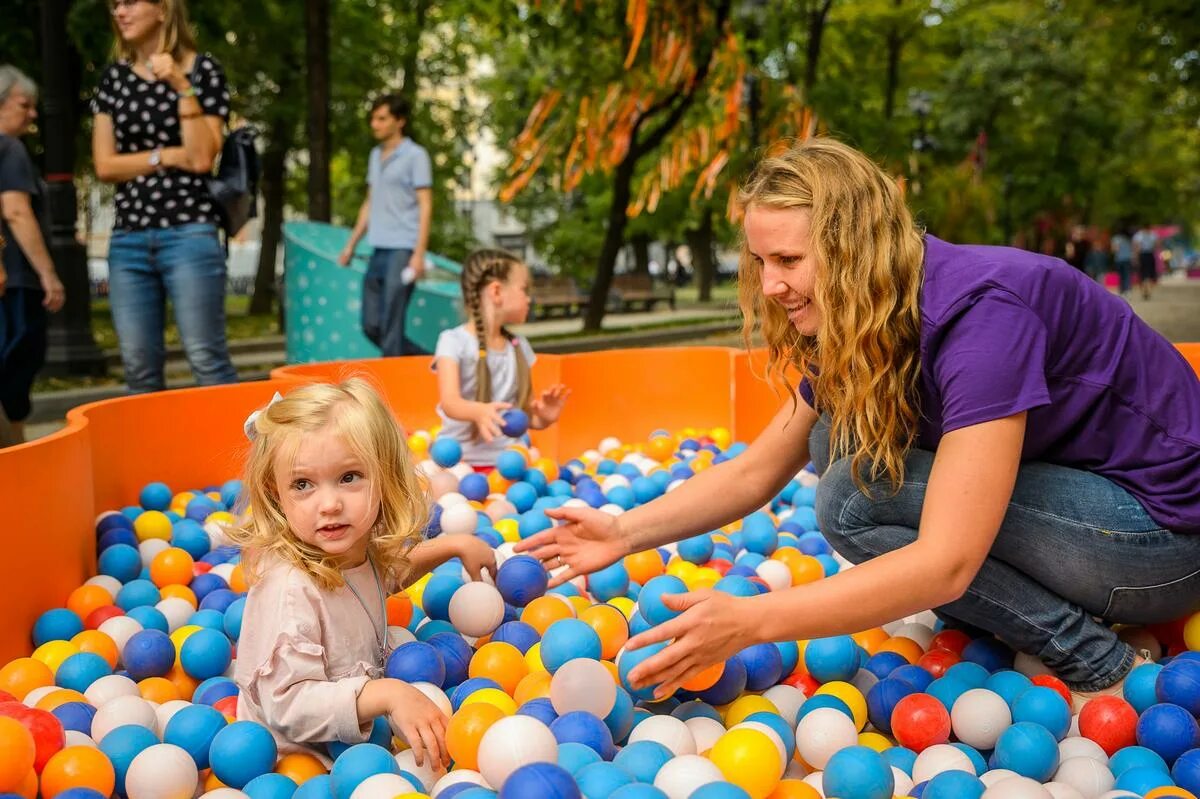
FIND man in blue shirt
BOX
[339,94,432,355]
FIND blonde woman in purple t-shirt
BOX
[228,379,496,765]
[518,138,1200,708]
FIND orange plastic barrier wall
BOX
[3,344,1198,662]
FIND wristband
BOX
[178,85,198,99]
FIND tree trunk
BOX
[400,0,430,108]
[883,2,902,121]
[804,0,835,94]
[305,0,331,221]
[687,208,716,302]
[584,155,637,331]
[249,142,287,316]
[631,233,650,276]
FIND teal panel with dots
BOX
[282,221,464,363]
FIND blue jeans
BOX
[108,223,238,393]
[363,247,419,356]
[809,417,1200,691]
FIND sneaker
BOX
[1070,649,1154,713]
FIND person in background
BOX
[1132,224,1159,300]
[0,66,66,447]
[338,95,433,356]
[91,0,238,393]
[1111,228,1133,296]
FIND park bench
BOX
[610,274,675,311]
[531,275,589,318]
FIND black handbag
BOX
[207,126,260,237]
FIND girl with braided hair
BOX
[434,249,569,466]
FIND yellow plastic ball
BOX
[815,681,868,731]
[857,731,893,752]
[170,625,204,653]
[493,518,520,544]
[1183,611,1200,652]
[607,597,636,620]
[133,510,172,542]
[32,641,80,676]
[459,687,517,716]
[205,511,236,527]
[725,695,779,727]
[709,727,783,799]
[524,642,546,674]
[687,567,723,590]
[405,573,432,610]
[710,427,732,450]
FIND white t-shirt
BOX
[433,325,537,465]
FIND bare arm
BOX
[618,397,818,554]
[340,191,372,264]
[435,355,509,441]
[1,191,64,311]
[410,187,433,276]
[91,114,193,183]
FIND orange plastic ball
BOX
[386,593,414,628]
[274,752,327,784]
[520,596,574,636]
[512,671,552,705]
[767,780,822,799]
[65,586,113,622]
[14,769,35,799]
[578,604,629,661]
[772,550,824,586]
[138,677,181,704]
[204,770,227,792]
[468,642,529,696]
[445,703,505,771]
[681,660,725,692]
[851,628,891,656]
[166,664,199,701]
[0,659,53,702]
[533,457,558,483]
[159,585,198,608]
[623,550,665,587]
[150,548,195,588]
[228,564,248,594]
[487,470,513,494]
[69,631,119,670]
[646,436,675,462]
[39,745,115,799]
[876,636,925,664]
[35,690,88,712]
[0,717,35,791]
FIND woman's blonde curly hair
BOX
[227,378,427,590]
[737,137,926,492]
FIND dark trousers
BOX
[0,287,47,422]
[363,247,420,356]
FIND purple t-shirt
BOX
[802,235,1200,533]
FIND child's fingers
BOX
[418,720,446,767]
[402,723,427,767]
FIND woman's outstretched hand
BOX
[623,589,753,700]
[514,504,629,588]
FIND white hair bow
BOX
[244,392,284,441]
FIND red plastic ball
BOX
[1031,674,1072,707]
[0,702,65,773]
[929,629,972,656]
[212,695,238,718]
[193,562,213,575]
[1078,695,1138,756]
[917,648,961,678]
[83,605,124,630]
[703,560,732,576]
[0,691,14,704]
[891,693,951,751]
[783,671,821,697]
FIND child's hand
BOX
[385,681,451,768]
[472,401,511,442]
[453,535,498,581]
[531,384,571,425]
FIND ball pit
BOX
[4,403,1200,799]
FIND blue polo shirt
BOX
[366,137,432,249]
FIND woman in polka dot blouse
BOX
[91,0,237,393]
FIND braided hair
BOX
[460,248,532,413]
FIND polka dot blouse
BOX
[91,53,230,232]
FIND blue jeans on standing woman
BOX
[363,247,420,356]
[107,223,238,393]
[809,416,1200,691]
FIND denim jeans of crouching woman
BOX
[108,222,238,393]
[808,416,1200,691]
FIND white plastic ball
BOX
[601,475,630,492]
[801,772,824,795]
[485,499,517,522]
[683,717,725,755]
[796,470,820,487]
[653,754,723,799]
[447,581,505,637]
[394,749,439,791]
[911,743,975,784]
[437,491,469,509]
[349,773,420,799]
[666,479,685,492]
[209,563,237,585]
[851,668,880,696]
[755,560,792,591]
[598,437,621,455]
[202,791,250,799]
[476,715,559,789]
[1095,792,1139,799]
[387,625,417,650]
[440,503,480,536]
[1053,756,1114,797]
[761,685,805,724]
[783,760,808,780]
[138,538,170,568]
[628,715,697,756]
[84,674,140,707]
[560,498,589,510]
[156,598,196,632]
[951,688,1013,749]
[493,542,518,566]
[409,682,452,718]
[23,686,59,707]
[125,743,199,799]
[891,766,914,795]
[64,730,98,748]
[980,769,1021,787]
[449,463,474,480]
[91,694,158,742]
[84,575,123,598]
[155,699,193,733]
[981,776,1053,798]
[417,459,441,478]
[550,658,616,718]
[1057,736,1108,764]
[431,769,486,796]
[1043,782,1087,799]
[204,520,235,548]
[794,706,858,769]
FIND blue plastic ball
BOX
[193,676,240,706]
[1173,747,1200,795]
[98,724,159,796]
[892,664,934,692]
[171,519,211,560]
[243,773,299,799]
[329,743,401,799]
[550,710,615,760]
[164,703,229,769]
[804,635,860,683]
[55,652,112,693]
[491,620,540,654]
[558,741,602,775]
[1137,702,1200,765]
[139,482,172,511]
[495,556,548,608]
[1126,663,1166,715]
[209,721,279,788]
[33,608,84,647]
[199,588,240,614]
[422,574,465,622]
[603,686,635,745]
[943,662,990,689]
[116,580,161,611]
[922,770,984,799]
[737,643,783,692]
[430,437,463,468]
[1011,685,1071,741]
[98,544,143,583]
[638,575,688,627]
[496,450,528,481]
[180,627,234,680]
[125,605,169,633]
[823,745,895,799]
[123,628,176,680]
[459,473,490,503]
[507,482,538,513]
[693,656,748,707]
[540,619,602,673]
[587,562,630,603]
[867,677,920,734]
[925,677,972,714]
[97,512,135,536]
[223,597,247,641]
[1155,657,1200,717]
[992,721,1060,781]
[428,632,473,688]
[50,702,97,735]
[962,638,1014,672]
[574,761,633,797]
[386,641,446,687]
[617,641,667,701]
[498,763,580,799]
[500,409,529,438]
[613,740,673,783]
[984,670,1033,707]
[1109,745,1169,778]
